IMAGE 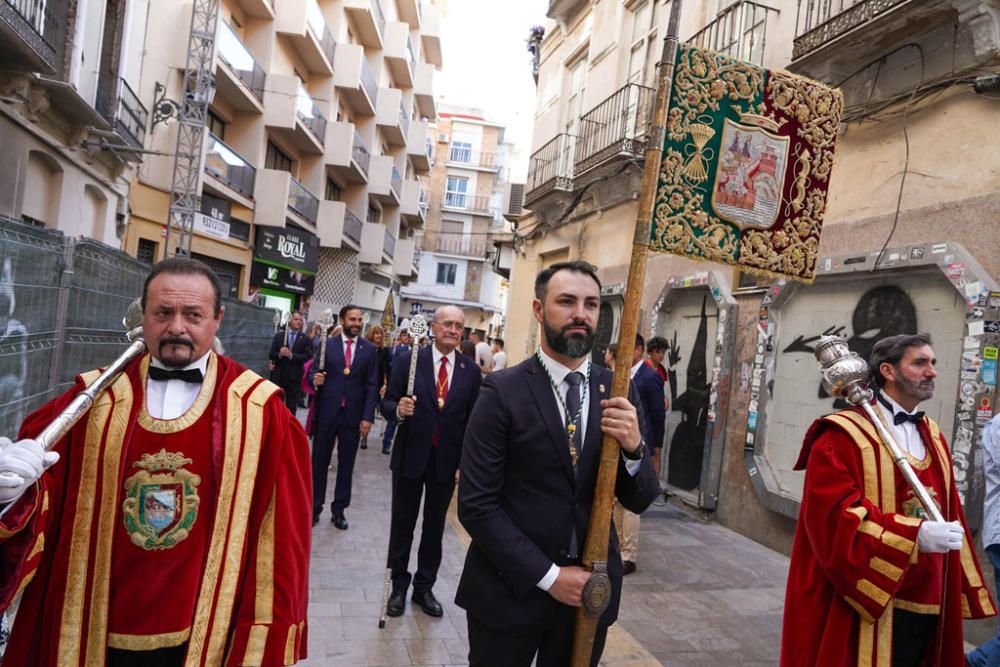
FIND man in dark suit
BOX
[457,261,659,666]
[381,330,413,455]
[310,305,379,529]
[268,310,313,413]
[380,305,481,617]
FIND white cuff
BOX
[536,563,560,591]
[624,456,642,477]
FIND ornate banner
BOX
[652,44,843,283]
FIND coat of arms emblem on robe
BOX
[123,449,201,550]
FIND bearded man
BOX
[456,260,658,666]
[781,333,994,666]
[0,257,311,666]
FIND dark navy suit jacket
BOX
[456,356,658,631]
[380,346,481,481]
[632,361,666,448]
[268,328,314,387]
[309,335,379,428]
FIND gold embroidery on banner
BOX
[825,414,878,502]
[869,557,903,582]
[844,596,875,624]
[243,625,269,665]
[857,579,891,607]
[138,353,219,433]
[85,374,133,666]
[204,378,279,666]
[881,530,915,555]
[893,599,940,614]
[107,628,191,650]
[285,624,298,665]
[57,373,129,665]
[185,370,261,667]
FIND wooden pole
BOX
[570,2,683,664]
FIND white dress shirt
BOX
[432,345,456,389]
[535,348,641,592]
[146,353,211,420]
[875,391,927,461]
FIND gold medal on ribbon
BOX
[343,367,351,376]
[437,397,445,409]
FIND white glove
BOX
[916,520,964,553]
[0,438,59,505]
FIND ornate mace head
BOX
[407,314,428,340]
[123,298,144,342]
[814,335,873,406]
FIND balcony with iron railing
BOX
[447,146,500,172]
[95,77,148,150]
[442,192,494,216]
[1,0,63,73]
[525,133,576,205]
[352,130,371,176]
[275,0,335,74]
[216,20,266,108]
[574,83,653,175]
[204,134,256,198]
[324,122,370,183]
[689,1,778,67]
[296,83,327,145]
[334,43,379,115]
[288,177,319,224]
[789,0,955,79]
[430,232,489,259]
[343,205,364,247]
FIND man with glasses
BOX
[380,306,481,617]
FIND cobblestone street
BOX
[301,419,789,666]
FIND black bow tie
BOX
[877,392,923,426]
[894,411,925,426]
[148,366,204,383]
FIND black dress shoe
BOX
[387,590,406,617]
[331,512,349,530]
[381,445,391,455]
[411,590,443,617]
[623,560,636,576]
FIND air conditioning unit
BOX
[437,132,449,143]
[503,182,527,220]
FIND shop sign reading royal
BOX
[252,227,319,295]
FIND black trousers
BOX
[389,454,454,593]
[312,412,361,516]
[467,605,608,667]
[107,645,186,667]
[891,608,936,667]
[281,381,302,413]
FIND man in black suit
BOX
[380,305,481,617]
[457,261,659,666]
[310,305,379,529]
[268,310,313,412]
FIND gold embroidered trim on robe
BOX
[107,628,191,650]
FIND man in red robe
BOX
[0,258,312,667]
[781,334,995,666]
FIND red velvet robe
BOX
[781,407,995,667]
[0,353,312,666]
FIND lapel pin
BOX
[460,362,465,369]
[599,384,606,394]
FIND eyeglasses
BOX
[433,320,464,331]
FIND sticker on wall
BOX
[910,247,925,260]
[985,321,1000,334]
[977,398,993,426]
[932,243,948,254]
[983,359,998,386]
[969,321,986,337]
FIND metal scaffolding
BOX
[164,0,220,257]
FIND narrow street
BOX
[302,418,788,666]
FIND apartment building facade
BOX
[400,106,511,337]
[0,0,149,245]
[125,0,441,319]
[510,0,1000,557]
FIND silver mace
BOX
[814,336,944,522]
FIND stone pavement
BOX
[301,418,789,666]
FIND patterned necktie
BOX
[345,338,354,368]
[565,371,584,464]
